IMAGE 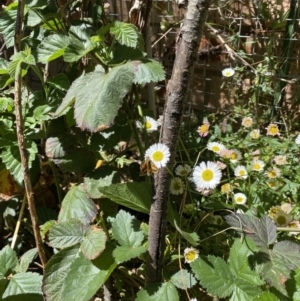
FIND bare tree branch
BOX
[146,0,211,284]
[14,0,47,268]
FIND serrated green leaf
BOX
[136,282,179,301]
[45,136,75,159]
[49,220,87,249]
[273,241,300,270]
[170,269,197,289]
[37,34,69,63]
[113,245,147,263]
[27,9,43,27]
[225,214,277,247]
[80,226,107,260]
[174,220,200,246]
[61,253,103,301]
[0,246,18,278]
[8,51,36,79]
[1,141,38,185]
[112,210,144,247]
[48,73,70,91]
[191,256,234,298]
[72,66,133,132]
[131,59,165,85]
[14,248,37,274]
[58,185,98,225]
[0,58,9,74]
[40,220,56,239]
[99,182,151,214]
[229,239,264,286]
[230,278,262,301]
[83,166,120,199]
[253,292,279,301]
[43,246,80,301]
[2,272,42,298]
[110,21,143,49]
[0,3,18,48]
[0,97,14,112]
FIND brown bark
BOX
[146,0,211,284]
[14,0,47,268]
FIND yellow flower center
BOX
[268,181,276,188]
[145,121,152,129]
[224,71,232,76]
[239,170,245,176]
[253,163,261,170]
[180,170,187,176]
[236,197,244,203]
[268,170,277,178]
[185,251,196,261]
[199,124,209,134]
[269,125,279,135]
[276,215,287,226]
[173,182,181,190]
[231,153,237,160]
[251,131,260,139]
[152,151,164,162]
[211,146,220,152]
[202,169,214,181]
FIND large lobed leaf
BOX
[136,282,179,301]
[54,60,165,132]
[0,2,18,48]
[170,269,197,290]
[0,246,18,278]
[58,185,98,225]
[225,213,277,247]
[99,182,151,214]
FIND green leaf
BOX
[0,97,14,112]
[174,220,200,246]
[229,239,264,286]
[2,272,42,298]
[43,246,80,301]
[1,141,38,185]
[170,269,197,289]
[83,166,120,199]
[253,292,279,301]
[110,21,143,49]
[99,182,151,214]
[0,246,18,278]
[113,245,147,263]
[45,136,74,159]
[37,34,69,63]
[8,50,36,79]
[80,226,107,260]
[225,214,277,247]
[272,241,300,270]
[72,66,133,132]
[0,58,9,74]
[112,210,144,247]
[14,248,37,274]
[49,220,87,249]
[136,282,179,301]
[61,253,104,301]
[191,256,234,298]
[131,59,165,85]
[47,73,70,91]
[0,2,18,48]
[58,185,98,225]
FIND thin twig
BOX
[14,0,47,268]
[11,194,27,249]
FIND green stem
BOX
[179,137,193,165]
[50,161,64,204]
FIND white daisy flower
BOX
[266,179,280,190]
[207,142,225,154]
[216,161,226,170]
[241,117,253,128]
[287,221,300,236]
[250,129,260,139]
[230,149,242,164]
[170,177,184,195]
[273,210,292,227]
[233,193,247,205]
[274,155,287,165]
[266,123,280,136]
[190,299,198,301]
[192,161,222,189]
[136,116,158,133]
[295,134,300,145]
[222,67,235,77]
[265,167,280,178]
[234,165,248,179]
[175,164,192,177]
[145,143,170,168]
[184,247,199,263]
[219,148,233,160]
[281,203,293,214]
[251,159,265,172]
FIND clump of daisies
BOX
[184,247,199,263]
[144,143,170,168]
[136,116,158,133]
